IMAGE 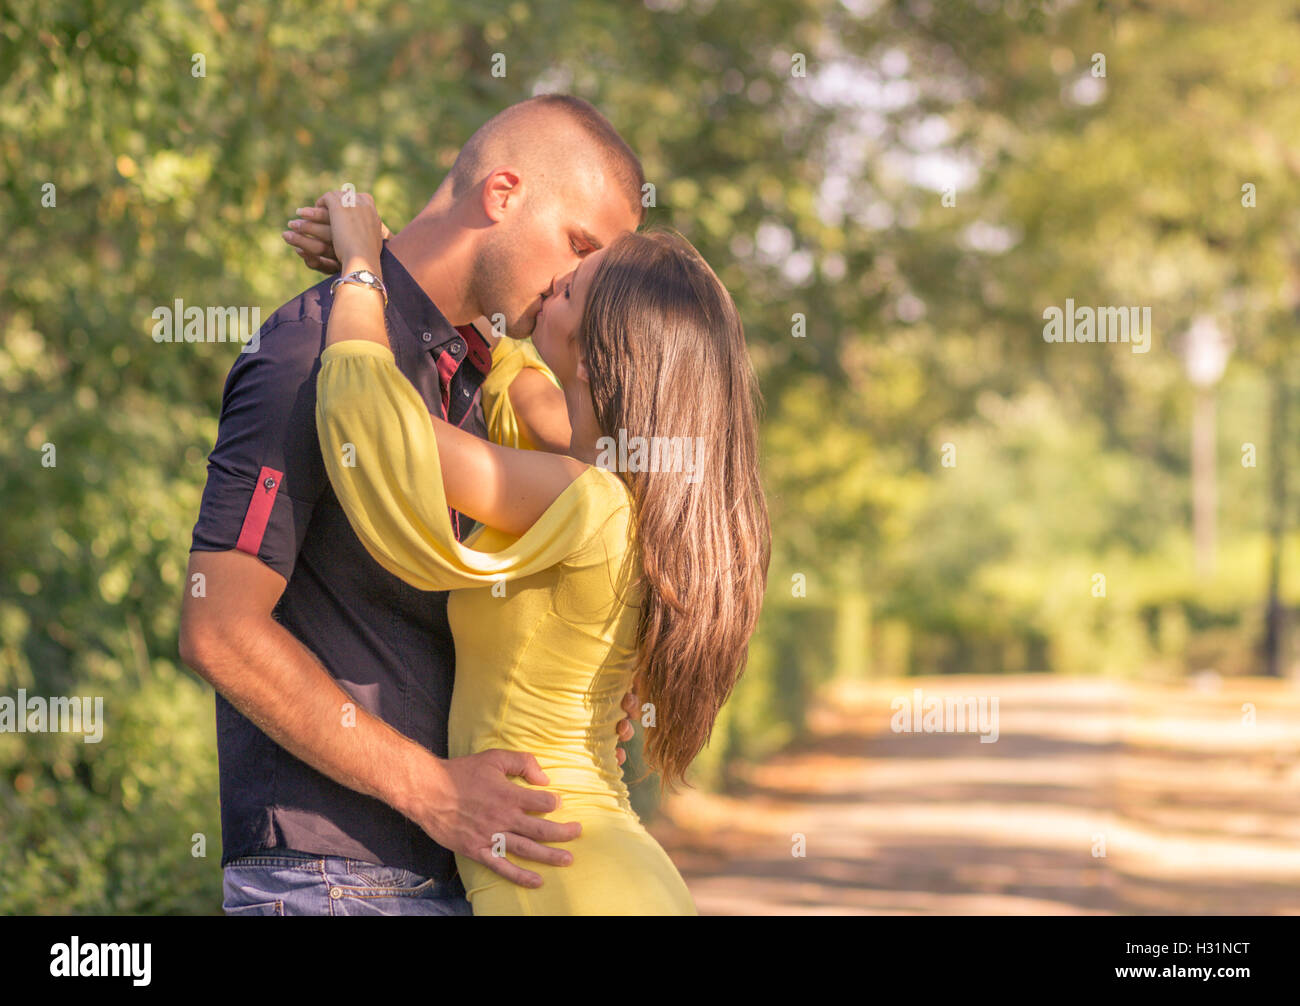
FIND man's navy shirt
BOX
[190,245,493,880]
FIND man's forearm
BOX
[182,613,441,819]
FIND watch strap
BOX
[331,269,388,306]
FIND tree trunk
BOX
[1262,366,1289,677]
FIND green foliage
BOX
[3,0,1297,912]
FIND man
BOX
[178,95,645,915]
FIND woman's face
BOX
[531,245,608,387]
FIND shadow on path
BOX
[651,675,1300,915]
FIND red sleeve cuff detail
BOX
[235,466,284,557]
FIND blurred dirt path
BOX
[649,675,1300,915]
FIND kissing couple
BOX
[180,94,770,916]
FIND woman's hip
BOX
[457,813,696,916]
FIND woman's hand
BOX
[283,194,390,275]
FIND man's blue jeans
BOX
[222,849,473,916]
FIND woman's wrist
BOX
[341,254,382,277]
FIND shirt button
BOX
[449,340,463,356]
[329,887,343,899]
[421,331,432,343]
[263,476,277,491]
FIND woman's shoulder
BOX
[489,336,540,372]
[496,337,559,387]
[483,338,521,395]
[514,337,552,372]
[567,465,635,561]
[585,463,632,508]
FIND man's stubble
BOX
[470,231,539,340]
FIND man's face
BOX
[473,165,639,339]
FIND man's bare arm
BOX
[178,548,579,887]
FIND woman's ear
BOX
[570,328,591,385]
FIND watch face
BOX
[354,270,376,282]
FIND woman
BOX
[310,190,769,914]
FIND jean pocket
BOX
[224,899,285,916]
[338,867,441,898]
[339,860,422,889]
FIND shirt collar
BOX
[381,244,492,376]
[456,321,493,374]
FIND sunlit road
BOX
[651,675,1300,915]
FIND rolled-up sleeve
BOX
[190,317,326,580]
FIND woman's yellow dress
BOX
[480,336,559,450]
[316,340,697,915]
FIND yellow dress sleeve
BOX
[481,337,561,450]
[315,339,613,592]
[510,337,560,385]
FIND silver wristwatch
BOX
[331,268,388,306]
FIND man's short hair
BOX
[448,94,646,224]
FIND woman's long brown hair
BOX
[581,229,771,789]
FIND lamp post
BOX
[1182,315,1232,576]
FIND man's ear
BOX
[480,167,523,222]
